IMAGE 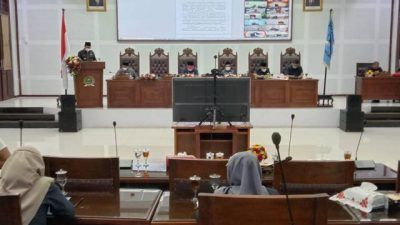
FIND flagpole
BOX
[63,8,67,95]
[322,9,333,107]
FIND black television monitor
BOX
[173,77,250,122]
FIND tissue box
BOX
[330,182,388,213]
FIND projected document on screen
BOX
[117,0,292,41]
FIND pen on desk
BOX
[74,197,84,208]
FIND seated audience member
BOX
[0,138,10,169]
[215,152,278,195]
[116,61,137,78]
[285,59,303,78]
[255,62,270,76]
[369,61,383,75]
[220,62,236,75]
[0,146,75,225]
[182,61,199,76]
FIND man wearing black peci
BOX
[182,61,199,76]
[78,42,96,61]
[255,62,270,75]
[285,59,303,79]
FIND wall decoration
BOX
[303,0,323,11]
[87,0,107,12]
[244,0,293,40]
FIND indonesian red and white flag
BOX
[60,9,70,91]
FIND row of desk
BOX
[54,162,399,225]
[119,163,398,190]
[107,78,319,108]
[105,76,400,108]
[68,189,400,225]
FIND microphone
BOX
[288,114,295,157]
[354,121,375,169]
[113,121,119,157]
[354,122,364,161]
[19,120,23,147]
[271,132,294,225]
[214,55,218,69]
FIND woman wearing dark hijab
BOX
[215,152,278,195]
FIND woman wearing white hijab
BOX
[215,152,278,195]
[0,146,75,225]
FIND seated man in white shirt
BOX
[0,138,11,169]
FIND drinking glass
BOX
[55,169,68,196]
[143,148,150,176]
[189,175,201,208]
[344,151,352,160]
[134,149,143,177]
[215,152,224,159]
[209,173,221,192]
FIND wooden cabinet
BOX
[172,123,252,158]
[251,79,318,107]
[107,78,172,108]
[355,76,400,100]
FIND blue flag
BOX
[323,12,334,68]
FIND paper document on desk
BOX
[146,162,167,172]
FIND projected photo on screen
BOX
[244,0,291,39]
[117,0,292,41]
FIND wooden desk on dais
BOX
[251,78,318,107]
[355,76,400,100]
[107,78,172,108]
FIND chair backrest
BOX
[43,156,120,195]
[150,48,169,76]
[120,47,140,75]
[0,195,22,225]
[248,47,268,74]
[397,160,400,193]
[356,62,373,77]
[218,48,238,72]
[273,160,355,195]
[280,47,301,74]
[198,193,328,225]
[169,158,228,192]
[178,48,198,74]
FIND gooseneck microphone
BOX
[214,55,218,69]
[272,132,294,225]
[288,114,295,157]
[354,121,375,170]
[19,120,24,147]
[113,121,118,157]
[355,121,367,161]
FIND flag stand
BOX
[318,9,334,108]
[318,66,333,107]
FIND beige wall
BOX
[13,0,393,95]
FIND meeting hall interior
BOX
[1,0,400,225]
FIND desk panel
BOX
[355,76,400,100]
[251,79,318,107]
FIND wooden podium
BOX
[74,61,105,108]
[172,123,252,158]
